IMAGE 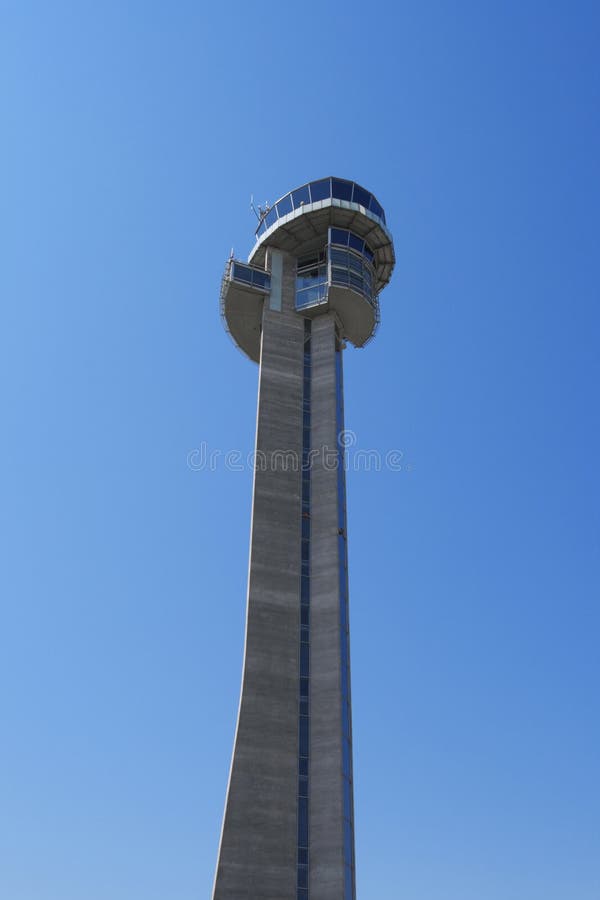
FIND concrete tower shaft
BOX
[214,179,395,900]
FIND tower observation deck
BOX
[214,177,395,900]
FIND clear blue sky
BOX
[1,2,599,898]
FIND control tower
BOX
[214,178,395,900]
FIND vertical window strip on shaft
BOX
[297,319,312,900]
[335,345,356,900]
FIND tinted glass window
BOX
[252,270,269,289]
[297,270,325,289]
[350,253,361,273]
[232,263,252,284]
[342,737,350,774]
[297,285,326,308]
[342,700,350,738]
[332,179,353,201]
[301,576,309,603]
[276,194,293,217]
[299,718,309,757]
[349,232,363,253]
[298,250,325,269]
[298,796,309,844]
[341,666,348,698]
[340,630,348,671]
[340,597,347,631]
[300,644,310,677]
[344,820,353,858]
[292,185,310,208]
[331,269,350,286]
[298,775,308,797]
[352,184,371,207]
[344,778,352,821]
[344,871,353,900]
[369,196,384,220]
[309,178,331,202]
[330,247,348,266]
[330,227,349,246]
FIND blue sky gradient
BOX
[1,2,599,898]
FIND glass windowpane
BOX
[332,179,353,201]
[330,227,349,246]
[298,796,309,845]
[300,644,310,677]
[349,232,363,253]
[369,196,384,220]
[292,185,311,207]
[309,178,331,201]
[352,184,371,207]
[276,194,293,217]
